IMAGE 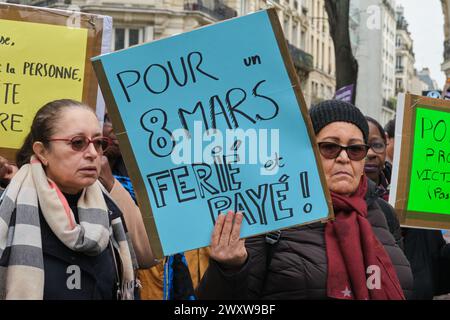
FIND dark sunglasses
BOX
[369,141,386,154]
[48,135,112,152]
[318,142,369,161]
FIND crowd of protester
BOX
[0,98,449,300]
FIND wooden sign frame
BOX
[390,93,450,230]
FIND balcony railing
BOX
[288,42,313,73]
[184,0,237,21]
[29,0,61,6]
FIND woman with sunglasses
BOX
[0,99,137,299]
[196,100,413,300]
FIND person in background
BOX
[384,118,396,182]
[0,99,136,299]
[98,114,156,269]
[137,248,211,300]
[403,228,450,299]
[364,117,390,201]
[102,113,136,202]
[98,153,156,270]
[384,117,450,299]
[101,112,209,300]
[364,116,403,248]
[196,100,413,300]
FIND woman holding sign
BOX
[196,100,413,300]
[0,99,137,299]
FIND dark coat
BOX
[40,192,123,300]
[403,228,450,299]
[368,179,404,250]
[196,182,414,300]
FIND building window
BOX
[129,29,140,46]
[396,55,403,69]
[113,27,145,51]
[328,46,332,74]
[312,81,318,96]
[114,28,125,50]
[321,42,325,70]
[327,85,333,99]
[396,79,403,92]
[293,21,299,46]
[316,39,320,68]
[301,30,306,49]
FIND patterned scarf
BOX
[325,175,405,300]
[0,156,135,300]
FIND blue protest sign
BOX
[92,9,332,258]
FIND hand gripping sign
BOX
[390,93,450,230]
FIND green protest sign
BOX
[390,93,450,229]
[408,107,450,214]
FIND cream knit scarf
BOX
[0,156,135,299]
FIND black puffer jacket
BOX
[197,181,414,300]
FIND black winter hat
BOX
[308,100,369,143]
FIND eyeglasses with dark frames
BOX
[318,142,369,161]
[368,141,386,154]
[48,135,112,153]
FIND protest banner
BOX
[0,3,112,162]
[390,93,450,230]
[92,8,333,258]
[334,84,354,104]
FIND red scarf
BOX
[325,175,405,300]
